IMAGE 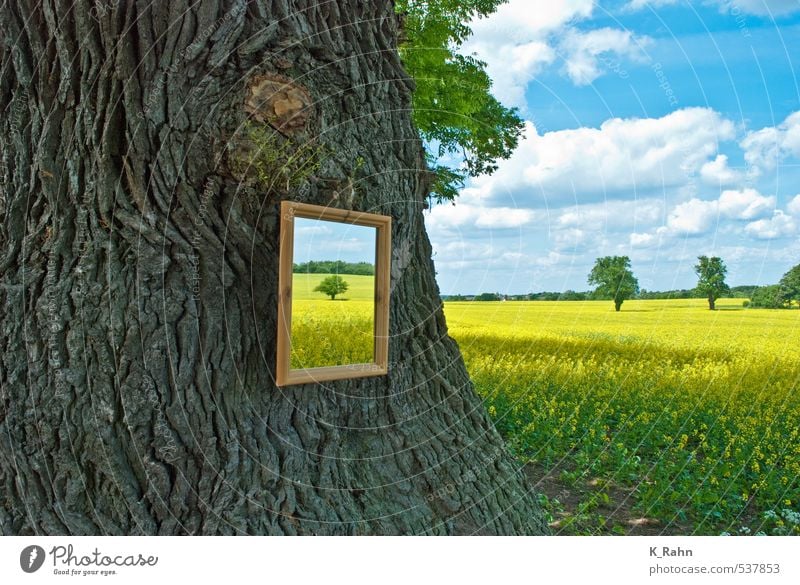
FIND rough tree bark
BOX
[0,0,548,535]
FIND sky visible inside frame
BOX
[424,0,800,295]
[293,218,376,265]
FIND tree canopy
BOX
[395,0,523,203]
[779,263,800,308]
[588,256,639,312]
[746,285,783,309]
[314,275,350,300]
[694,256,730,310]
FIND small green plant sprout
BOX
[229,121,326,193]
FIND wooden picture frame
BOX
[276,201,391,386]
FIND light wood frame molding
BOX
[276,201,391,386]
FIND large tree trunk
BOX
[0,1,548,535]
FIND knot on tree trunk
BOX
[244,74,313,136]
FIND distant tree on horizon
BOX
[314,275,350,300]
[475,292,502,301]
[588,256,639,312]
[694,256,730,310]
[558,290,587,301]
[293,260,374,276]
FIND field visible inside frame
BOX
[444,299,800,535]
[290,273,374,368]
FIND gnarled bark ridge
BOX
[0,0,548,535]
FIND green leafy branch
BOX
[396,0,524,204]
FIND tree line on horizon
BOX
[445,257,800,311]
[293,260,374,276]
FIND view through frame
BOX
[276,201,391,386]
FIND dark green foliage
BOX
[745,285,784,309]
[638,288,701,300]
[587,256,639,312]
[475,292,502,301]
[528,291,563,301]
[728,285,759,299]
[557,290,588,301]
[313,275,350,300]
[294,260,374,275]
[395,0,524,203]
[742,265,800,309]
[779,264,800,308]
[694,256,730,310]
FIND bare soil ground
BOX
[524,463,694,535]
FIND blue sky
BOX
[424,0,800,295]
[293,218,375,265]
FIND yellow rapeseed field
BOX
[290,273,374,368]
[445,299,800,535]
[287,290,800,534]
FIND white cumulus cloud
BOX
[425,203,537,231]
[629,231,661,248]
[664,198,720,235]
[635,188,775,238]
[470,108,736,204]
[740,111,800,172]
[475,207,536,228]
[556,199,664,230]
[700,154,745,186]
[472,0,595,41]
[744,211,797,239]
[464,0,595,106]
[717,188,776,220]
[787,194,800,216]
[560,27,651,86]
[464,0,651,106]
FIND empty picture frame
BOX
[276,201,391,386]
